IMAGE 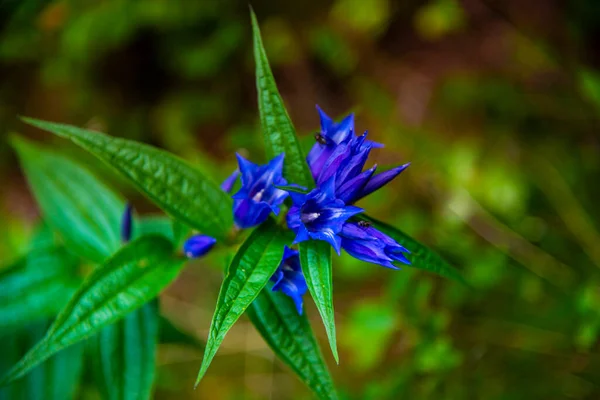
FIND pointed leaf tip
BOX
[299,241,339,364]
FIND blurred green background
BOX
[2,0,600,399]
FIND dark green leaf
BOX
[247,287,338,400]
[11,135,123,263]
[275,184,308,194]
[195,219,292,385]
[299,241,339,363]
[0,235,185,385]
[0,247,80,331]
[250,10,313,188]
[20,117,234,241]
[0,321,84,400]
[91,301,159,400]
[358,214,467,284]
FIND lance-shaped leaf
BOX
[11,135,123,263]
[357,214,467,284]
[195,219,292,386]
[0,247,80,331]
[250,9,313,188]
[90,301,159,400]
[0,235,185,385]
[20,118,233,241]
[299,240,339,363]
[135,216,175,242]
[159,315,204,350]
[247,287,338,400]
[0,321,84,400]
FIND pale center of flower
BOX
[301,212,320,224]
[282,263,294,272]
[252,188,265,202]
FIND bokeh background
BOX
[2,0,600,399]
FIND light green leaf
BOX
[250,9,314,188]
[195,219,292,386]
[0,235,185,385]
[0,247,80,331]
[20,117,233,241]
[299,241,338,363]
[358,214,467,283]
[0,321,84,400]
[91,301,159,400]
[247,287,338,400]
[11,135,124,263]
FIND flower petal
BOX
[220,170,240,193]
[356,163,410,201]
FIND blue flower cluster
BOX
[183,107,411,314]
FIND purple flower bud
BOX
[121,203,133,243]
[221,170,240,193]
[183,234,217,259]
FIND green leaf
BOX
[0,247,80,331]
[0,235,185,385]
[91,301,159,400]
[135,216,175,242]
[357,214,467,284]
[195,219,292,385]
[20,118,234,241]
[250,9,314,188]
[247,288,338,400]
[275,184,308,194]
[299,241,339,363]
[11,135,124,263]
[0,321,84,400]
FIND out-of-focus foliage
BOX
[1,0,600,399]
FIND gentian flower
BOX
[121,203,133,243]
[183,234,217,259]
[231,153,289,229]
[307,107,409,205]
[286,176,363,255]
[307,105,382,181]
[340,221,410,269]
[270,246,307,314]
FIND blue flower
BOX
[308,108,410,204]
[307,106,382,181]
[121,203,133,243]
[270,246,307,314]
[183,234,217,259]
[231,153,289,229]
[286,176,363,255]
[340,221,410,268]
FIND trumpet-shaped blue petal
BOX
[269,246,307,314]
[307,106,381,181]
[340,222,410,268]
[231,153,289,228]
[286,176,363,255]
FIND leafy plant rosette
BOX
[0,10,463,400]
